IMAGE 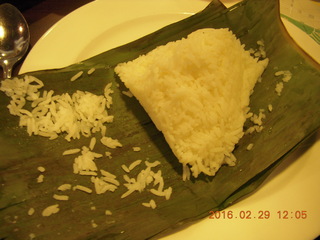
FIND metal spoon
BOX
[0,3,30,79]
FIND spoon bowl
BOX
[0,3,30,79]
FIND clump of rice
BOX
[115,28,269,178]
[274,70,292,96]
[73,146,102,174]
[121,160,172,200]
[91,176,119,194]
[0,76,114,142]
[245,108,266,134]
[275,70,292,82]
[64,138,120,195]
[1,72,175,216]
[249,40,267,59]
[91,169,120,194]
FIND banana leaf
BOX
[1,0,320,239]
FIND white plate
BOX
[20,0,320,239]
[20,0,211,72]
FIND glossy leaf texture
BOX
[0,0,319,239]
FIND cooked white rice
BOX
[115,28,269,178]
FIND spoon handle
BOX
[1,60,14,79]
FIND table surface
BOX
[2,0,93,77]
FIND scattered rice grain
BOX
[62,148,81,156]
[28,208,35,216]
[129,160,142,171]
[246,143,254,151]
[100,169,117,179]
[57,184,72,191]
[73,185,92,194]
[122,90,133,98]
[89,137,96,150]
[91,219,98,228]
[53,194,69,201]
[145,160,160,168]
[37,174,44,183]
[87,68,96,75]
[79,170,98,176]
[100,137,122,148]
[42,204,59,217]
[29,233,36,239]
[275,82,284,96]
[164,187,173,200]
[132,147,141,152]
[121,164,130,173]
[102,176,120,186]
[105,210,112,216]
[70,71,83,82]
[142,199,157,209]
[37,166,45,172]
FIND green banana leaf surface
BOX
[1,0,320,239]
